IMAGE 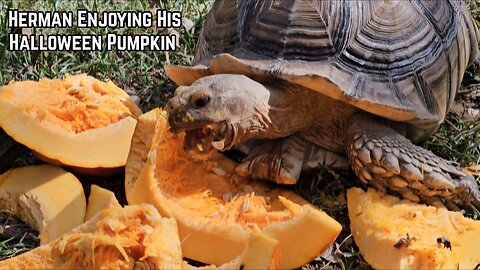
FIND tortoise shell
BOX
[166,0,479,142]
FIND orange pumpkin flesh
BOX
[125,108,342,269]
[0,74,142,174]
[0,204,281,270]
[348,188,480,269]
[0,205,184,269]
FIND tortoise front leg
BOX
[345,114,480,209]
[235,135,349,184]
[234,136,305,184]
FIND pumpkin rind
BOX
[0,165,86,244]
[125,108,342,268]
[348,188,480,269]
[0,74,141,172]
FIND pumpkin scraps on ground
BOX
[0,75,479,269]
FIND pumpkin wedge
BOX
[0,74,142,175]
[84,184,122,221]
[0,165,86,244]
[0,204,183,269]
[348,188,480,269]
[0,205,282,270]
[125,108,342,269]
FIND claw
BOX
[399,188,420,202]
[422,197,446,209]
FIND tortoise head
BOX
[166,74,271,158]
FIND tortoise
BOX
[165,0,480,209]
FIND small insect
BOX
[437,236,452,250]
[394,233,415,249]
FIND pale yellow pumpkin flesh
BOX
[0,74,142,174]
[84,184,122,221]
[0,165,86,244]
[125,108,342,269]
[348,188,480,269]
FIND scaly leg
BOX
[346,114,480,209]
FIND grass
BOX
[0,0,211,111]
[0,0,479,269]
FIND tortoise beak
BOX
[166,97,186,133]
[166,97,212,133]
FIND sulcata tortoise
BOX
[166,0,480,209]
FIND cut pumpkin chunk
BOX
[347,188,480,269]
[184,231,281,270]
[125,108,342,269]
[0,165,86,244]
[0,74,142,173]
[84,184,122,221]
[238,232,281,270]
[0,205,282,270]
[0,204,184,269]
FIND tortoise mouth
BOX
[183,121,236,159]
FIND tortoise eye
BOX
[190,92,211,109]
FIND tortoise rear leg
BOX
[346,114,480,209]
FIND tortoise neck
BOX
[259,80,322,138]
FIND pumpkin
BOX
[0,205,281,270]
[183,231,281,270]
[0,165,86,244]
[347,187,480,269]
[0,204,183,269]
[235,232,281,270]
[0,74,142,175]
[125,108,342,269]
[84,184,122,221]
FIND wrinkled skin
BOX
[166,74,480,209]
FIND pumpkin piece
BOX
[125,108,342,269]
[0,204,184,270]
[347,188,480,269]
[0,74,142,174]
[184,232,281,270]
[84,184,121,221]
[0,165,86,244]
[238,232,281,270]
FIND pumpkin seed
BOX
[212,166,226,176]
[243,185,254,193]
[222,192,232,202]
[239,198,249,213]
